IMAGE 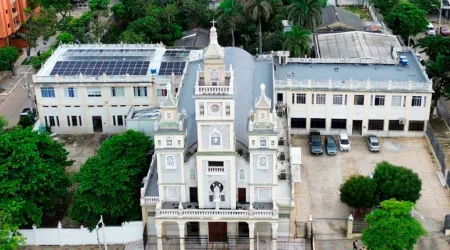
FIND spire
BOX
[204,22,224,60]
[255,83,271,108]
[160,83,177,107]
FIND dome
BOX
[204,26,224,60]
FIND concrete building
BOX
[33,44,201,134]
[0,0,28,47]
[140,26,298,249]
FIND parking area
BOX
[292,136,450,237]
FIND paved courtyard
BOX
[292,136,450,239]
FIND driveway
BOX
[292,136,450,238]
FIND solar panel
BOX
[50,60,150,76]
[63,49,155,57]
[163,50,190,58]
[158,62,186,76]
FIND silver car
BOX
[367,135,381,152]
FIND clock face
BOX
[210,104,220,113]
[210,69,220,81]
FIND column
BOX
[178,221,186,250]
[199,222,208,245]
[155,221,163,250]
[248,222,255,250]
[271,222,278,250]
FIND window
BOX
[331,119,346,129]
[45,116,59,127]
[166,155,176,169]
[189,169,196,180]
[157,89,167,96]
[316,94,326,105]
[388,120,404,131]
[133,87,148,97]
[111,87,125,97]
[210,131,221,147]
[41,87,55,98]
[333,94,343,105]
[368,120,384,130]
[392,95,402,107]
[354,95,364,105]
[200,105,204,115]
[238,169,245,181]
[291,118,306,128]
[311,118,326,129]
[260,137,267,147]
[258,156,268,169]
[166,187,178,200]
[177,140,181,146]
[226,105,230,115]
[49,116,56,127]
[296,93,306,104]
[409,121,425,131]
[113,115,125,126]
[64,87,77,98]
[166,112,172,119]
[67,116,81,127]
[166,137,173,147]
[411,96,422,107]
[257,187,270,201]
[372,95,385,106]
[87,87,101,97]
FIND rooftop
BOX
[316,31,402,59]
[274,50,429,84]
[174,28,210,48]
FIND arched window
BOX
[258,156,268,169]
[166,155,175,169]
[238,168,245,181]
[210,130,221,147]
[166,137,173,147]
[190,169,196,180]
[260,137,267,147]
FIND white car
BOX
[338,132,351,152]
[425,23,436,36]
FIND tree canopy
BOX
[69,130,153,229]
[0,209,25,250]
[339,175,378,210]
[373,161,422,203]
[370,0,400,14]
[361,199,427,250]
[0,47,19,72]
[0,128,72,227]
[384,1,428,42]
[287,0,322,30]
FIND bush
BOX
[340,175,378,210]
[18,115,34,128]
[0,46,20,72]
[31,49,54,71]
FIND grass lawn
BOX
[343,6,372,21]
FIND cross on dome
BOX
[210,19,217,27]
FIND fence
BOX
[426,121,447,176]
[352,218,368,234]
[19,221,144,246]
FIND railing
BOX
[195,85,233,95]
[207,166,225,174]
[144,197,159,204]
[33,74,182,83]
[288,56,397,65]
[158,209,275,219]
[276,198,291,207]
[275,79,430,92]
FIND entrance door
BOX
[208,222,227,242]
[238,188,246,203]
[189,187,198,203]
[238,222,249,237]
[352,120,362,135]
[92,116,103,132]
[187,222,200,237]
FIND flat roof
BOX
[274,51,429,83]
[317,31,402,59]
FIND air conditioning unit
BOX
[399,118,405,125]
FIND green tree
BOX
[339,175,378,210]
[369,0,400,14]
[69,130,153,229]
[409,0,440,12]
[373,161,422,203]
[56,32,75,45]
[0,209,25,250]
[31,49,54,71]
[41,0,72,17]
[244,0,272,54]
[177,0,211,29]
[119,30,146,43]
[282,26,311,57]
[17,116,34,128]
[216,0,245,47]
[23,7,57,56]
[415,36,450,61]
[425,54,450,101]
[287,0,322,30]
[111,2,128,20]
[0,116,8,130]
[362,199,427,250]
[89,0,109,11]
[0,128,72,227]
[384,1,428,43]
[0,47,19,72]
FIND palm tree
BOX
[282,26,312,57]
[287,0,322,31]
[244,0,272,54]
[426,54,450,102]
[216,0,245,47]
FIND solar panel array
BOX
[50,60,150,76]
[63,49,155,57]
[163,50,190,58]
[158,62,186,76]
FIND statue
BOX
[214,185,220,201]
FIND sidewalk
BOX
[315,237,450,250]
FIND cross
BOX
[210,19,217,27]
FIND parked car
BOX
[20,108,34,116]
[309,131,323,155]
[338,132,351,152]
[367,135,381,152]
[440,27,450,36]
[325,136,337,155]
[425,23,436,36]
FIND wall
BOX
[19,221,143,246]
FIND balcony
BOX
[195,85,233,95]
[207,166,225,174]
